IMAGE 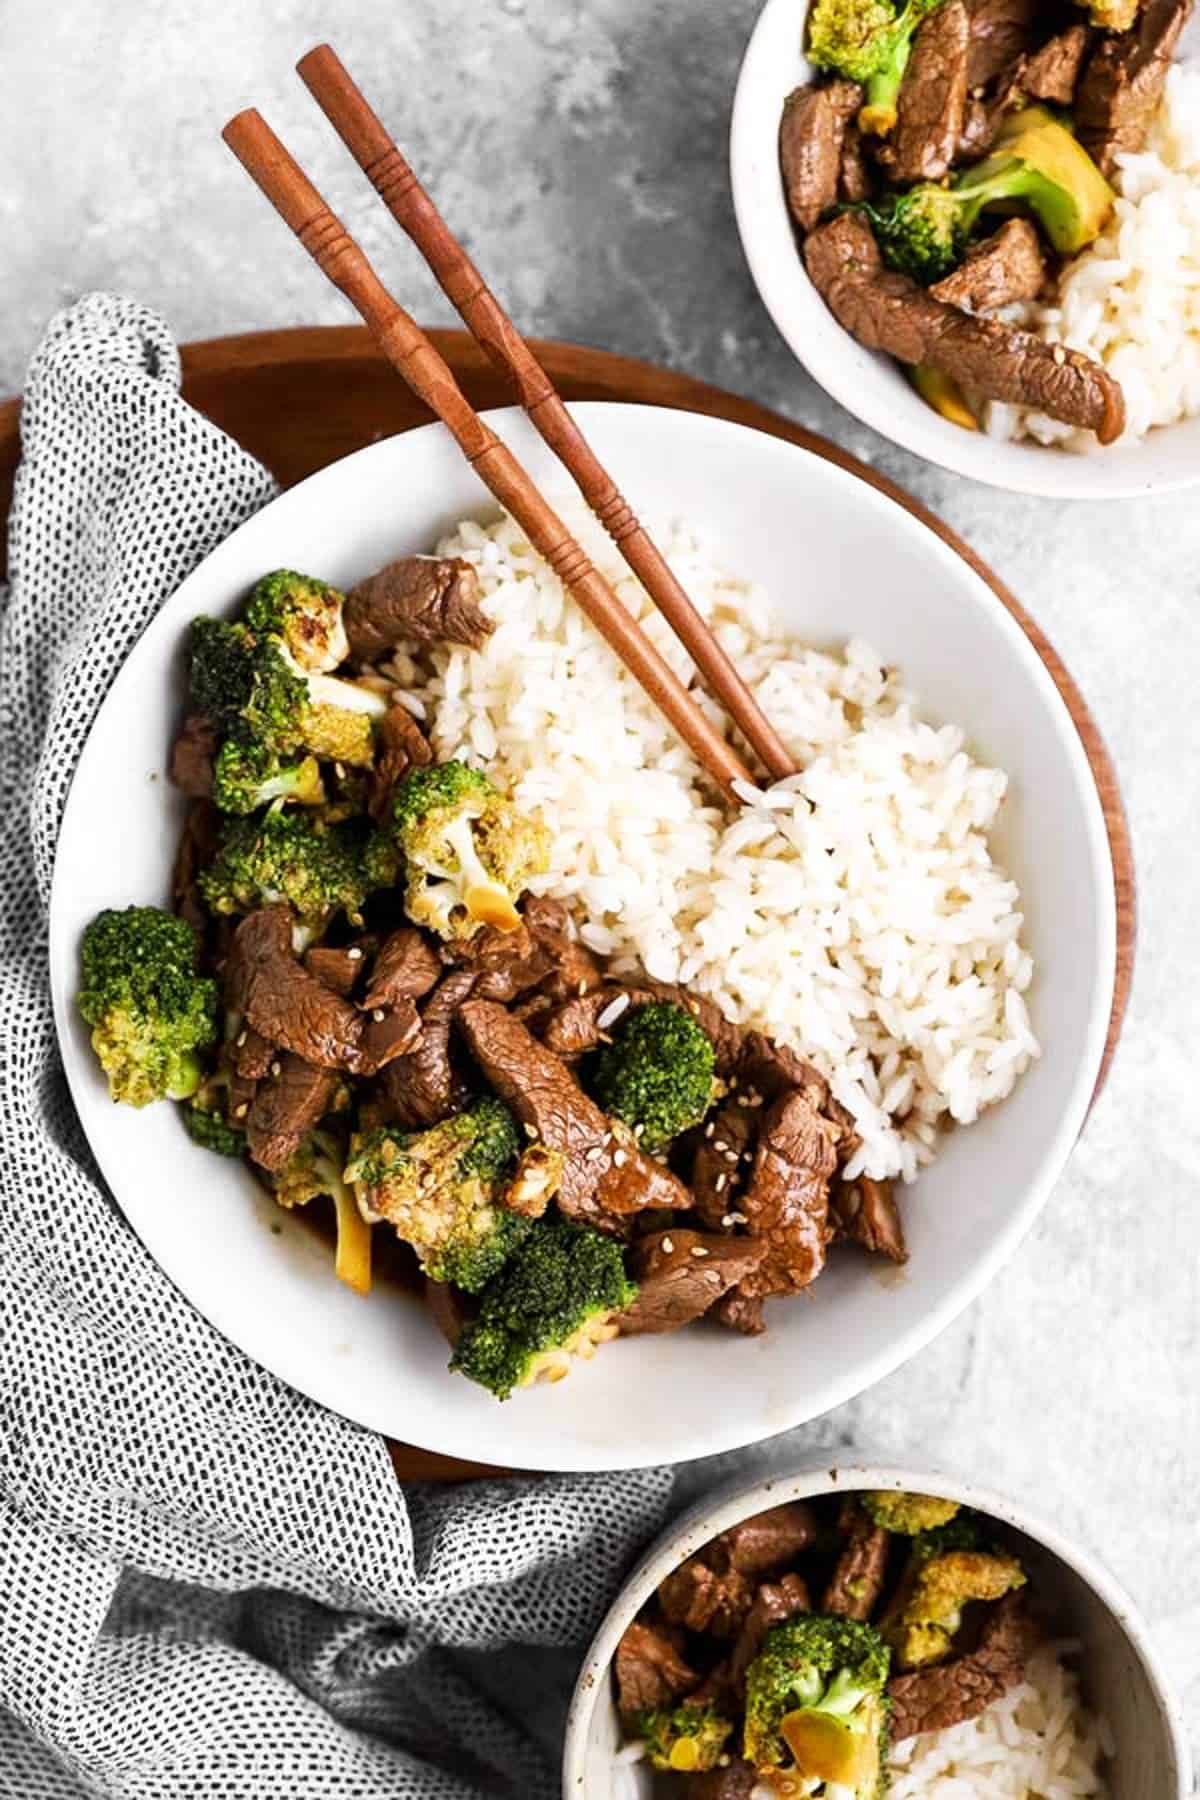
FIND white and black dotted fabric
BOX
[0,296,672,1799]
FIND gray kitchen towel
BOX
[0,294,673,1800]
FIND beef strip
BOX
[804,213,1126,443]
[930,218,1047,312]
[456,1000,691,1229]
[714,1289,765,1336]
[1077,0,1194,178]
[889,1592,1038,1740]
[956,60,1024,165]
[691,1096,759,1230]
[614,1620,697,1717]
[424,1277,474,1350]
[685,1760,758,1800]
[839,123,873,204]
[779,79,863,233]
[303,944,363,998]
[169,712,218,799]
[832,1174,909,1264]
[737,1090,840,1298]
[884,0,970,183]
[823,1500,891,1620]
[363,927,442,1010]
[1021,23,1091,102]
[380,969,476,1129]
[442,920,553,1004]
[172,800,222,937]
[712,1502,820,1578]
[618,1230,766,1336]
[658,1559,754,1639]
[522,895,603,1002]
[537,984,656,1059]
[360,1002,424,1073]
[369,703,434,824]
[234,1025,274,1082]
[245,1055,340,1172]
[965,0,1039,87]
[729,1572,811,1692]
[344,555,493,660]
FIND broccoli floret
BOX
[587,1002,716,1152]
[385,760,550,941]
[183,1102,245,1157]
[346,1097,526,1292]
[244,568,349,674]
[881,1522,1025,1669]
[198,807,368,931]
[271,1129,372,1294]
[744,1615,890,1794]
[211,737,326,815]
[861,1491,961,1535]
[634,1703,734,1774]
[808,0,945,136]
[77,907,217,1109]
[450,1218,636,1399]
[861,108,1114,283]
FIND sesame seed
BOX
[372,1009,385,1023]
[234,1103,248,1119]
[270,1061,281,1078]
[706,1269,723,1285]
[236,1030,247,1048]
[613,1148,628,1166]
[691,1245,710,1258]
[334,762,346,778]
[1052,345,1066,365]
[703,1122,716,1140]
[728,1210,748,1225]
[347,946,363,961]
[633,1123,644,1138]
[713,1139,728,1153]
[523,1123,539,1139]
[661,1237,674,1254]
[715,1173,728,1193]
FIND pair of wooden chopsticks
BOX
[224,47,796,798]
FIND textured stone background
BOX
[2,0,1197,1775]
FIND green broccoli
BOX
[807,0,945,136]
[450,1218,636,1399]
[881,1520,1025,1669]
[743,1615,890,1793]
[77,907,217,1108]
[346,1097,526,1292]
[198,807,369,932]
[211,737,326,815]
[271,1129,373,1294]
[860,107,1114,284]
[183,1101,245,1158]
[634,1703,734,1774]
[385,760,550,941]
[244,568,350,674]
[861,1491,961,1536]
[587,1001,716,1152]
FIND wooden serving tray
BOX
[0,327,1135,1483]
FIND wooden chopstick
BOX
[295,43,798,786]
[222,108,752,799]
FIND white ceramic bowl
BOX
[730,0,1200,498]
[565,1458,1193,1799]
[50,403,1116,1471]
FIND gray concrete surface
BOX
[3,0,1198,1775]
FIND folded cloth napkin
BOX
[0,294,673,1800]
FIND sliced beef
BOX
[658,1558,754,1639]
[363,927,441,1009]
[839,123,873,203]
[779,79,863,234]
[930,218,1047,313]
[369,703,434,825]
[456,1000,691,1229]
[737,1090,840,1298]
[424,1277,473,1349]
[172,800,222,937]
[170,712,218,799]
[832,1175,908,1264]
[889,1592,1038,1740]
[714,1289,765,1336]
[685,1759,758,1800]
[304,944,363,998]
[360,1001,423,1073]
[712,1502,819,1578]
[965,0,1039,87]
[691,1097,758,1230]
[614,1619,697,1717]
[522,895,603,1002]
[538,984,656,1059]
[729,1572,811,1692]
[618,1230,766,1336]
[885,0,970,183]
[804,213,1126,444]
[956,62,1024,165]
[380,969,476,1129]
[1077,0,1194,178]
[1021,23,1091,102]
[823,1500,891,1620]
[443,920,552,1004]
[234,1025,274,1082]
[738,1031,831,1111]
[223,904,295,1012]
[245,1055,339,1172]
[344,555,493,660]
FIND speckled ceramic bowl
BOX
[564,1457,1192,1798]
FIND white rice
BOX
[390,505,1037,1184]
[988,63,1200,450]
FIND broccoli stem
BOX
[861,31,914,135]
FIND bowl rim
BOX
[51,401,1115,1469]
[728,0,1200,500]
[562,1456,1194,1797]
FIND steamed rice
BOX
[386,504,1037,1183]
[989,62,1200,450]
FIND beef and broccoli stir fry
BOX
[615,1490,1037,1796]
[77,555,911,1402]
[782,0,1194,439]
